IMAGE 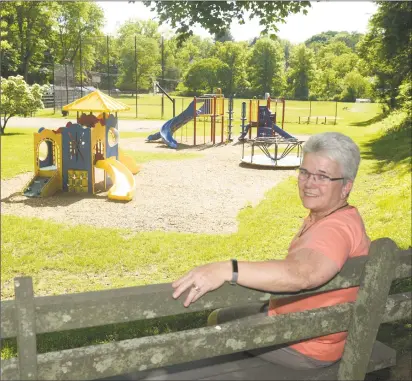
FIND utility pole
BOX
[107,36,110,95]
[161,36,165,119]
[79,33,83,98]
[135,35,138,118]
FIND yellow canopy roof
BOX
[62,90,130,113]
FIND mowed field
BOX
[36,95,382,128]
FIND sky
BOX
[99,1,378,43]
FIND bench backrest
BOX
[1,238,411,380]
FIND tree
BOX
[358,2,412,109]
[331,32,363,50]
[210,41,249,96]
[0,5,20,77]
[54,1,105,83]
[0,2,105,84]
[160,35,214,93]
[247,38,285,97]
[0,76,47,134]
[184,58,230,94]
[305,31,339,46]
[0,1,57,82]
[114,20,161,92]
[339,71,372,102]
[310,41,360,100]
[286,44,315,100]
[142,1,310,44]
[279,38,293,70]
[214,29,234,43]
[311,68,341,101]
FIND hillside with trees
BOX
[1,1,410,110]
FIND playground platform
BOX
[241,137,303,168]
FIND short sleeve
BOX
[300,219,352,269]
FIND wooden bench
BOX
[1,238,411,381]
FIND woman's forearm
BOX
[233,260,308,292]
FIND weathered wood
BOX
[1,292,410,381]
[196,341,396,381]
[97,341,395,381]
[14,277,38,380]
[1,249,410,339]
[338,238,398,380]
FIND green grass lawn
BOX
[0,128,37,179]
[35,96,381,126]
[1,107,411,370]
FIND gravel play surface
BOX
[1,136,308,234]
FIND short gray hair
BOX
[303,132,361,181]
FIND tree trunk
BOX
[0,115,11,135]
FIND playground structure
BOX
[22,90,139,201]
[239,97,286,140]
[239,102,303,168]
[146,89,226,149]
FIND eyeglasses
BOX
[298,168,344,183]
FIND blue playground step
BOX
[23,177,51,197]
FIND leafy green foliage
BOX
[161,35,214,92]
[1,1,410,104]
[340,71,373,102]
[286,44,315,100]
[0,1,57,81]
[210,41,250,96]
[142,1,310,44]
[247,38,285,97]
[0,1,105,84]
[358,2,412,109]
[184,58,230,94]
[115,20,161,91]
[0,76,47,134]
[305,31,363,52]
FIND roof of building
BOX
[62,90,130,113]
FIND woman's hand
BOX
[172,261,231,307]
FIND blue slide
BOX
[238,106,296,141]
[146,101,206,149]
[238,124,251,141]
[271,123,295,139]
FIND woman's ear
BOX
[342,180,353,199]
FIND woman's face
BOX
[298,152,353,214]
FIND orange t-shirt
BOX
[268,207,371,362]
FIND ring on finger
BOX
[193,284,201,292]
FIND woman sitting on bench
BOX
[172,132,371,370]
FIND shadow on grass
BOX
[1,310,210,358]
[361,115,411,174]
[0,132,31,137]
[1,191,103,207]
[239,162,299,171]
[350,112,389,127]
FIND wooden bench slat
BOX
[100,353,268,380]
[97,340,395,381]
[1,292,409,381]
[1,251,410,339]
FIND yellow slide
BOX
[119,149,140,175]
[95,157,136,201]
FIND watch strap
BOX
[230,259,238,285]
